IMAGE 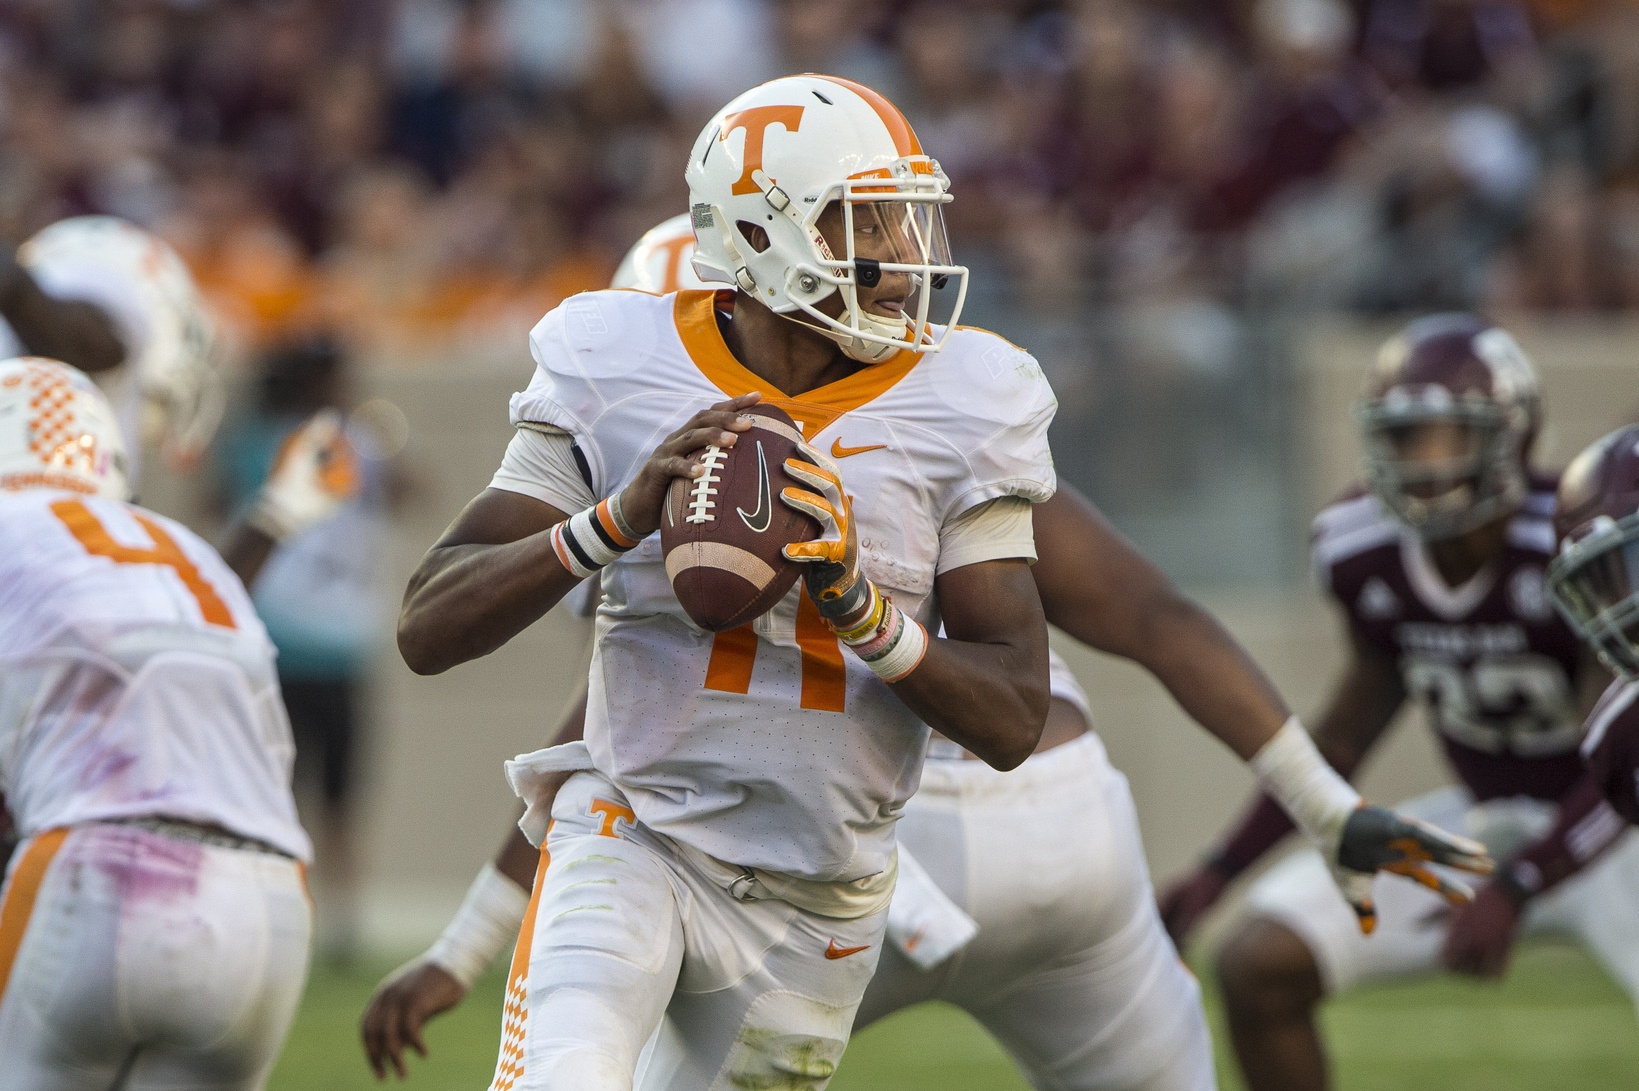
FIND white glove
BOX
[247,409,361,540]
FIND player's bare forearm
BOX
[1031,486,1290,760]
[0,253,124,373]
[891,559,1050,770]
[398,489,578,675]
[220,522,277,589]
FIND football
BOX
[661,403,819,631]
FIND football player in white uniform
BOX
[3,216,222,475]
[366,217,1495,1089]
[376,82,1494,1087]
[0,357,321,1090]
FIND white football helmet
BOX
[611,213,711,293]
[685,74,968,363]
[18,216,222,468]
[0,356,130,499]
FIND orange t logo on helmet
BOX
[721,105,805,195]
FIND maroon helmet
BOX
[1547,424,1639,680]
[1355,314,1541,540]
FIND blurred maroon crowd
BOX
[1,0,1635,369]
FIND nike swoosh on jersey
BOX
[737,440,772,533]
[824,938,871,960]
[830,439,887,459]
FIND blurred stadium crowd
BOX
[5,0,1639,373]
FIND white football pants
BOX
[0,823,312,1091]
[490,769,887,1091]
[855,733,1218,1091]
[1247,785,1639,1003]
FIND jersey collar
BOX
[672,289,922,436]
[1401,535,1500,620]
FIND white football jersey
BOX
[508,289,1056,882]
[0,490,310,861]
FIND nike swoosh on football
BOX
[737,440,772,533]
[824,938,871,960]
[830,439,887,459]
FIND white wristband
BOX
[423,863,531,989]
[1250,717,1362,855]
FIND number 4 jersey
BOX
[0,490,310,861]
[1313,478,1588,802]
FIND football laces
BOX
[685,446,729,524]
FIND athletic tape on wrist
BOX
[550,497,641,580]
[1250,717,1361,851]
[838,593,928,683]
[424,862,532,989]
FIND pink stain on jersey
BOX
[80,826,205,906]
[78,744,138,789]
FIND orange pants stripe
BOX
[0,828,69,1005]
[491,835,553,1091]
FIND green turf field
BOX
[269,941,1638,1090]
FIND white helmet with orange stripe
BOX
[685,74,968,363]
[0,356,130,500]
[611,213,711,294]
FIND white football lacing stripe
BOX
[686,446,729,524]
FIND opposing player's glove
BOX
[248,409,362,541]
[1329,805,1493,934]
[781,444,928,683]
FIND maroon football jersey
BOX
[1313,476,1589,801]
[1584,679,1639,826]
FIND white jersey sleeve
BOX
[924,327,1057,522]
[489,425,598,514]
[937,495,1037,573]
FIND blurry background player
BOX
[1160,316,1639,1091]
[0,355,349,1089]
[2,216,222,476]
[1550,424,1639,829]
[360,218,1490,1091]
[215,335,401,964]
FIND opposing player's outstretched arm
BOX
[399,395,761,674]
[0,249,124,374]
[1031,485,1291,759]
[894,558,1051,770]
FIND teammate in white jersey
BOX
[0,357,318,1090]
[378,142,1489,1091]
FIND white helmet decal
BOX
[685,74,969,363]
[0,356,130,499]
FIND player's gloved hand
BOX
[1440,876,1525,978]
[618,393,761,537]
[1330,805,1494,935]
[780,443,869,625]
[360,959,467,1080]
[1157,861,1232,951]
[247,408,362,541]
